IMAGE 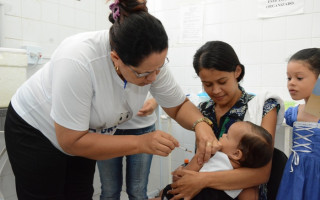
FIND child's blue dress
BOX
[276,106,320,200]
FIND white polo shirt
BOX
[11,30,185,154]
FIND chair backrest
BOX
[267,148,288,200]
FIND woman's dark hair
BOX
[238,121,273,168]
[108,0,168,67]
[289,48,320,77]
[193,41,245,82]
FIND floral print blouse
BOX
[198,86,279,139]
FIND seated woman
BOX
[167,41,284,200]
[161,121,273,200]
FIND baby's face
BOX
[219,123,245,155]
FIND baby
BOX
[161,121,273,200]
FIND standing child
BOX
[277,48,320,200]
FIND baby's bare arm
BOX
[184,154,203,171]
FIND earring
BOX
[115,65,119,71]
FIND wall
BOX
[147,0,320,194]
[0,0,111,57]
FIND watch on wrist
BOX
[192,117,213,131]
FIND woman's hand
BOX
[139,130,179,156]
[137,98,158,116]
[194,122,221,165]
[172,166,184,182]
[169,168,206,200]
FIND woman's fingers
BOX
[169,169,204,199]
[141,130,179,156]
[194,123,221,164]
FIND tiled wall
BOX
[0,0,111,57]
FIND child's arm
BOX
[184,154,204,171]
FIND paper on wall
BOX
[258,0,304,18]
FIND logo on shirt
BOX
[88,112,131,134]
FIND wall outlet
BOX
[22,45,43,66]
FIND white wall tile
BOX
[153,0,181,11]
[1,0,21,17]
[286,14,312,39]
[41,1,59,23]
[221,0,242,23]
[241,42,262,65]
[58,26,78,42]
[260,64,287,87]
[41,23,60,45]
[75,0,95,12]
[95,0,111,30]
[277,87,293,102]
[75,10,95,30]
[204,2,222,24]
[168,46,197,67]
[21,0,41,20]
[21,40,41,49]
[203,24,222,42]
[3,15,22,39]
[45,0,59,3]
[304,0,314,14]
[312,13,320,37]
[166,28,180,47]
[241,64,261,88]
[41,43,57,58]
[156,9,180,31]
[312,38,320,47]
[241,20,262,43]
[262,41,286,64]
[262,17,286,41]
[315,0,320,12]
[232,43,242,58]
[2,38,22,48]
[240,0,258,21]
[58,5,75,27]
[22,19,42,42]
[183,67,202,87]
[147,0,156,13]
[59,0,74,7]
[285,39,312,59]
[169,67,187,86]
[221,22,242,44]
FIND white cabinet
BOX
[0,48,28,108]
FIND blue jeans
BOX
[97,124,155,200]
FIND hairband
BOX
[109,0,121,21]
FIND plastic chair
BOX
[267,148,288,200]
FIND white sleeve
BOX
[50,58,93,131]
[150,66,186,108]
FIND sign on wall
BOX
[258,0,304,18]
[179,4,203,44]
